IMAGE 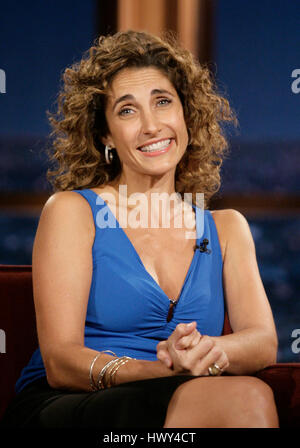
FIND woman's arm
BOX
[157,209,278,376]
[33,192,174,392]
[210,209,278,374]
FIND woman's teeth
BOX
[139,139,171,152]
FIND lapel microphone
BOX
[194,238,211,254]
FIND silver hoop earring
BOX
[105,145,114,164]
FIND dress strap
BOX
[192,203,205,245]
[71,189,103,227]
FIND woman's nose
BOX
[140,110,162,134]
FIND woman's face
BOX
[102,66,189,181]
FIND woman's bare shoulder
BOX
[40,191,95,238]
[210,208,250,234]
[209,209,249,263]
[44,190,89,204]
[210,208,246,223]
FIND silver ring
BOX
[208,363,223,376]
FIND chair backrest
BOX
[0,264,232,420]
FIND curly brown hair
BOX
[46,29,237,209]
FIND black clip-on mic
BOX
[194,238,211,254]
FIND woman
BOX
[1,30,279,428]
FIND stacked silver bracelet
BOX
[89,351,134,391]
[89,350,117,391]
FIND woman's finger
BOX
[169,322,197,346]
[194,342,229,376]
[175,329,201,350]
[189,331,202,349]
[175,335,214,372]
[187,335,215,360]
[156,341,173,367]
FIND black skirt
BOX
[1,375,197,429]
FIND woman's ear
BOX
[101,136,114,148]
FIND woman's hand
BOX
[156,322,229,376]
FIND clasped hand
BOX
[156,321,229,376]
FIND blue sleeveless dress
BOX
[15,189,224,394]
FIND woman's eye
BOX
[158,98,172,106]
[118,98,172,116]
[119,108,132,116]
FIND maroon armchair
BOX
[0,264,299,427]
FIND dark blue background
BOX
[0,1,95,136]
[216,0,300,141]
[0,0,299,140]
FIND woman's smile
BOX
[137,138,175,156]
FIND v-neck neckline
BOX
[87,188,201,303]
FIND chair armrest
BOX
[255,363,300,427]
